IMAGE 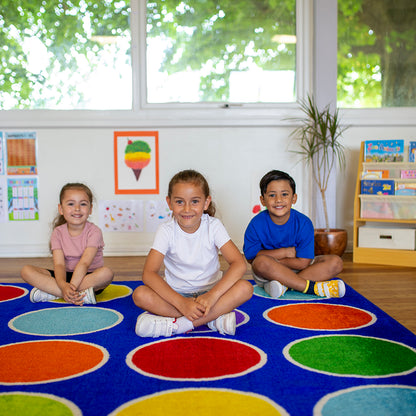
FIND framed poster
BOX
[114,131,159,194]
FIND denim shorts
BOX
[178,290,208,298]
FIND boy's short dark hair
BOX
[260,170,296,196]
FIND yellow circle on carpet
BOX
[110,389,288,416]
[53,284,132,303]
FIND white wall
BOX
[1,124,416,257]
[1,126,310,257]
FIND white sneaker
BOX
[30,288,60,303]
[207,312,236,335]
[135,313,177,338]
[80,287,96,304]
[264,280,287,298]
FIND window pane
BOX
[0,1,131,110]
[338,1,416,108]
[146,0,296,103]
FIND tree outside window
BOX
[0,0,297,110]
[146,0,297,103]
[338,0,416,108]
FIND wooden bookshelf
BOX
[353,142,416,267]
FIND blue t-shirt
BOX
[243,209,314,261]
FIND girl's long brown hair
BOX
[168,170,216,216]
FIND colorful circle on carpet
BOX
[284,335,416,378]
[0,392,82,416]
[127,337,267,381]
[0,285,28,302]
[0,340,109,385]
[254,285,323,300]
[9,307,123,336]
[264,303,376,331]
[193,309,249,333]
[109,388,288,416]
[53,283,132,303]
[314,385,416,416]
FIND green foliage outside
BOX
[338,0,416,108]
[1,0,415,108]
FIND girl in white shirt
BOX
[133,170,253,337]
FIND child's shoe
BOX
[80,287,96,304]
[30,288,60,303]
[135,313,177,338]
[264,280,288,298]
[314,280,346,298]
[207,311,236,335]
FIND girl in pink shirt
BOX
[21,183,114,305]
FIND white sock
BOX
[173,316,194,334]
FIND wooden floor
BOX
[1,254,415,334]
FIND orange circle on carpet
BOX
[127,337,267,381]
[0,285,27,302]
[0,340,109,385]
[264,303,376,330]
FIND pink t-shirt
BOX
[50,222,104,272]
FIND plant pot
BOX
[314,229,347,257]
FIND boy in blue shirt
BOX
[244,170,345,298]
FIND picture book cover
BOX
[409,141,416,162]
[400,169,416,179]
[362,169,390,179]
[361,179,395,195]
[364,140,404,162]
[396,182,416,196]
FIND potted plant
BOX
[289,95,349,256]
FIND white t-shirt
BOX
[152,214,231,293]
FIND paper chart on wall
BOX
[0,132,4,175]
[99,200,144,232]
[99,199,171,233]
[7,177,39,221]
[0,176,6,223]
[145,199,172,232]
[6,131,38,175]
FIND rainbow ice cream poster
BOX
[114,132,159,194]
[124,140,151,181]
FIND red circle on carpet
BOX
[265,303,375,330]
[127,337,266,381]
[0,340,108,384]
[0,285,27,302]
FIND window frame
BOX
[0,0,312,128]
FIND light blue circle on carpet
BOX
[315,385,416,416]
[9,307,123,336]
[253,285,323,301]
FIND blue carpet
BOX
[0,282,415,416]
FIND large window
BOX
[146,0,297,104]
[0,1,131,110]
[0,0,297,110]
[338,0,416,108]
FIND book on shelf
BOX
[361,169,389,179]
[400,169,416,179]
[396,182,416,196]
[364,139,404,162]
[361,179,395,195]
[409,141,416,162]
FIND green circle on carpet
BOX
[0,392,81,415]
[284,335,416,377]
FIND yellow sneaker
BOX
[314,280,346,298]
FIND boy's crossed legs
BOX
[252,254,345,298]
